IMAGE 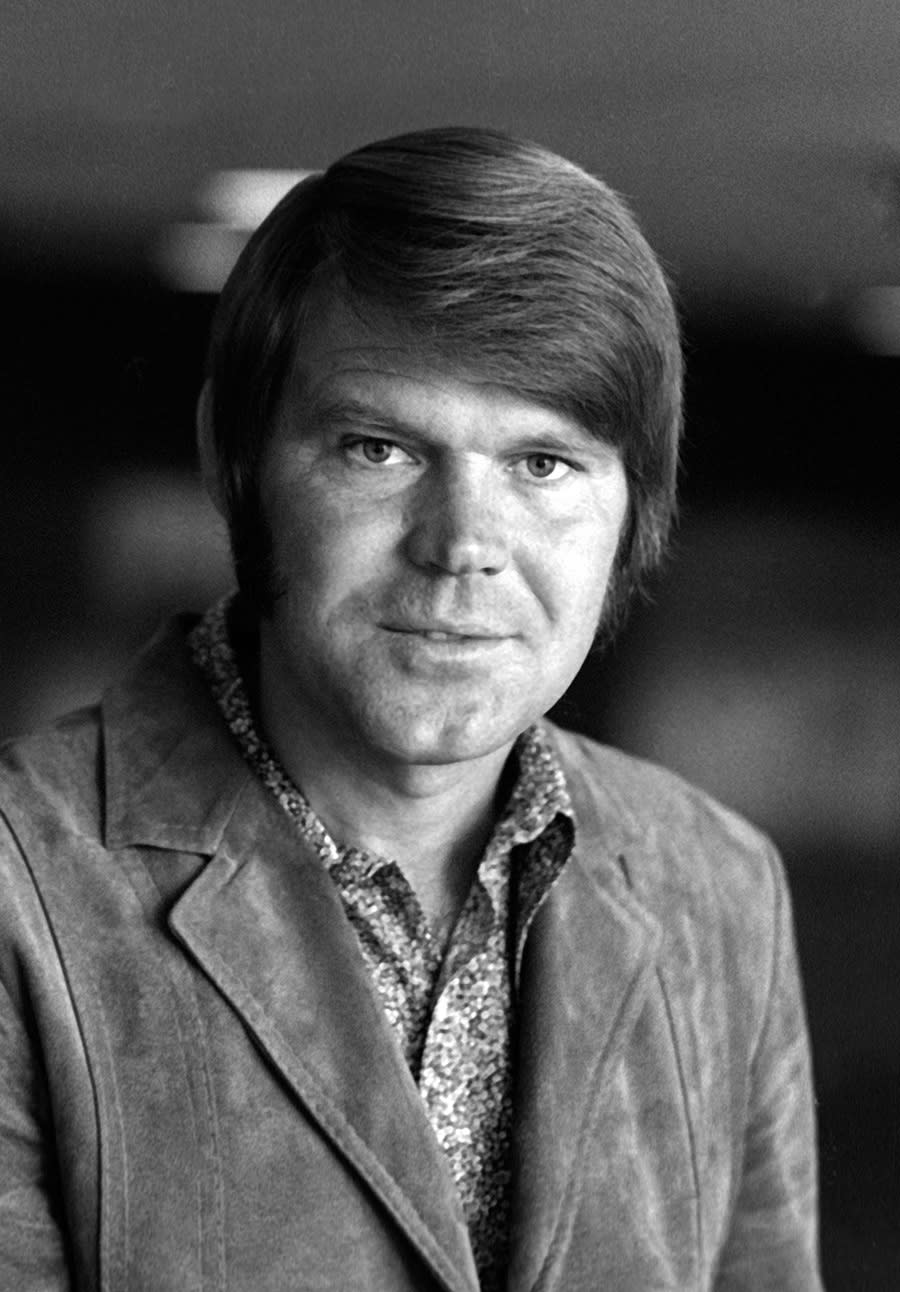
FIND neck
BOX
[256,659,517,935]
[301,753,511,937]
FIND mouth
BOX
[385,626,508,642]
[380,624,514,665]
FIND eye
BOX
[521,453,571,480]
[346,437,414,467]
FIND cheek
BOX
[526,508,625,625]
[264,472,402,605]
[262,458,339,557]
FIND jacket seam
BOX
[128,852,229,1291]
[749,842,784,1071]
[531,958,654,1291]
[656,964,705,1290]
[188,993,228,1290]
[90,980,130,1291]
[0,807,110,1290]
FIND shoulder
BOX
[0,703,105,848]
[545,720,789,948]
[545,723,803,1071]
[549,720,778,851]
[0,618,235,1003]
[0,617,204,869]
[0,705,108,1039]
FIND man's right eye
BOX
[345,438,414,467]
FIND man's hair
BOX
[205,125,683,638]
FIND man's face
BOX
[257,298,629,772]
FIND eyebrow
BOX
[309,393,407,431]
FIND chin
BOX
[367,705,530,768]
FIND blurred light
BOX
[156,168,313,292]
[200,169,314,227]
[156,223,251,293]
[848,286,900,354]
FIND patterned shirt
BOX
[189,597,575,1289]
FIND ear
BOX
[196,380,226,517]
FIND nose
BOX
[404,457,510,576]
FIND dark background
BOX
[2,2,899,1284]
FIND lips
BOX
[385,623,508,640]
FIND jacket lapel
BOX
[168,779,478,1292]
[507,739,662,1292]
[102,623,479,1292]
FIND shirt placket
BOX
[417,861,514,1286]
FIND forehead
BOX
[284,291,590,437]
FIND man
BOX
[0,128,821,1290]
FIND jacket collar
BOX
[101,620,662,1292]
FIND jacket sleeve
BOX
[0,819,73,1291]
[713,844,823,1290]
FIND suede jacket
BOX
[0,620,822,1291]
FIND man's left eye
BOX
[522,454,570,480]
